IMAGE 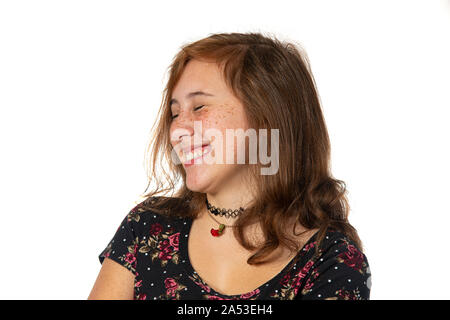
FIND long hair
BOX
[138,32,363,265]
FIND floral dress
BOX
[98,202,371,300]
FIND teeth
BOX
[183,146,210,162]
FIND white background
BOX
[0,0,449,299]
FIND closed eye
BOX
[171,105,205,120]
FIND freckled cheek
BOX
[203,120,233,135]
[205,111,244,130]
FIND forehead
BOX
[171,60,225,99]
[181,59,221,81]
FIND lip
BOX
[180,142,210,154]
[183,144,212,167]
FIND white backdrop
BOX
[0,0,449,299]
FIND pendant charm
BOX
[210,224,225,237]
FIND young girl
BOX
[88,32,371,300]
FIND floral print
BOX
[270,257,316,300]
[99,235,139,276]
[269,234,371,300]
[203,288,261,300]
[188,272,211,293]
[187,271,262,300]
[156,275,187,300]
[336,240,367,274]
[98,201,371,300]
[137,221,181,267]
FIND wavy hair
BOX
[138,32,363,265]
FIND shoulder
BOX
[123,197,188,235]
[315,230,370,275]
[292,230,371,300]
[98,196,190,270]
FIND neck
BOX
[206,194,249,212]
[201,168,255,224]
[201,189,254,225]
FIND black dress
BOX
[98,202,371,300]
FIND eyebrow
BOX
[169,91,214,107]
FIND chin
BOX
[184,165,216,193]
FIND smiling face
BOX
[169,59,251,194]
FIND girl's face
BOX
[169,59,251,194]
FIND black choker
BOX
[205,197,244,218]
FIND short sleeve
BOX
[98,211,140,277]
[297,235,372,300]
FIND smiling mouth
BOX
[181,144,212,165]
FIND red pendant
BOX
[210,224,225,237]
[210,228,220,237]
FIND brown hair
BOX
[138,31,363,265]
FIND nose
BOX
[169,112,195,147]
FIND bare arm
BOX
[88,257,135,300]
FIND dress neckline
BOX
[179,215,320,299]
